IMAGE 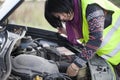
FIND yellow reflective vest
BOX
[81,0,120,65]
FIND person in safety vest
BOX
[44,0,120,78]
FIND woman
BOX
[44,0,120,77]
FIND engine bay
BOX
[6,24,83,80]
[0,24,116,80]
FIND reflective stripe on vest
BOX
[81,0,120,65]
[100,16,120,48]
[101,16,120,60]
[102,42,120,59]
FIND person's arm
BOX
[73,4,105,67]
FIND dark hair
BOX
[44,0,74,28]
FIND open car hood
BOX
[0,0,24,23]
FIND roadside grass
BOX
[8,1,57,31]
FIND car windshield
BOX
[0,0,120,32]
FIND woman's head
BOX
[44,0,74,28]
[52,12,74,22]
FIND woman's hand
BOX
[66,63,80,77]
[57,27,67,35]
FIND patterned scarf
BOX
[66,0,82,45]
